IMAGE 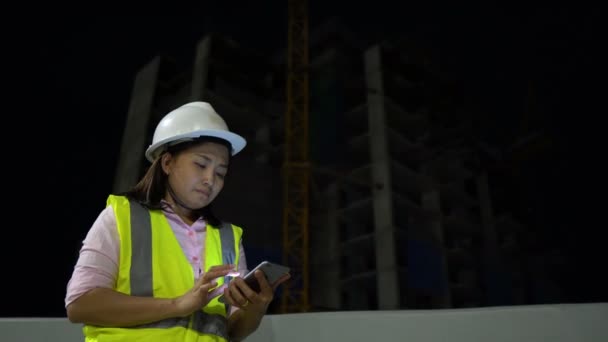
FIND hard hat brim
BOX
[145,129,247,162]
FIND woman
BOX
[65,101,289,341]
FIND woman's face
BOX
[162,141,230,210]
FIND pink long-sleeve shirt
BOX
[65,201,248,308]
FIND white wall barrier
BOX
[1,303,606,341]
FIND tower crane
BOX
[281,0,310,313]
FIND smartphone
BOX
[217,261,290,303]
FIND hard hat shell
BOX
[145,101,247,162]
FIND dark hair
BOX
[119,136,232,227]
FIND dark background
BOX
[2,3,603,317]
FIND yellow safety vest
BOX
[82,195,242,342]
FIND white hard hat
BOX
[145,101,247,162]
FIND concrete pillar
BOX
[325,182,341,309]
[421,188,452,308]
[191,35,212,101]
[364,45,400,309]
[477,171,498,256]
[112,56,160,193]
[311,182,342,310]
[477,170,503,305]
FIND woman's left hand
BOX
[223,270,290,313]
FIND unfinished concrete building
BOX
[303,23,529,310]
[113,22,528,312]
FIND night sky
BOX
[3,3,602,317]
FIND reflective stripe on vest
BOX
[128,199,234,339]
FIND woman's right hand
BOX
[173,264,235,317]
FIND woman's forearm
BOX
[66,287,180,327]
[227,307,267,341]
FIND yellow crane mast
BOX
[281,0,310,313]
